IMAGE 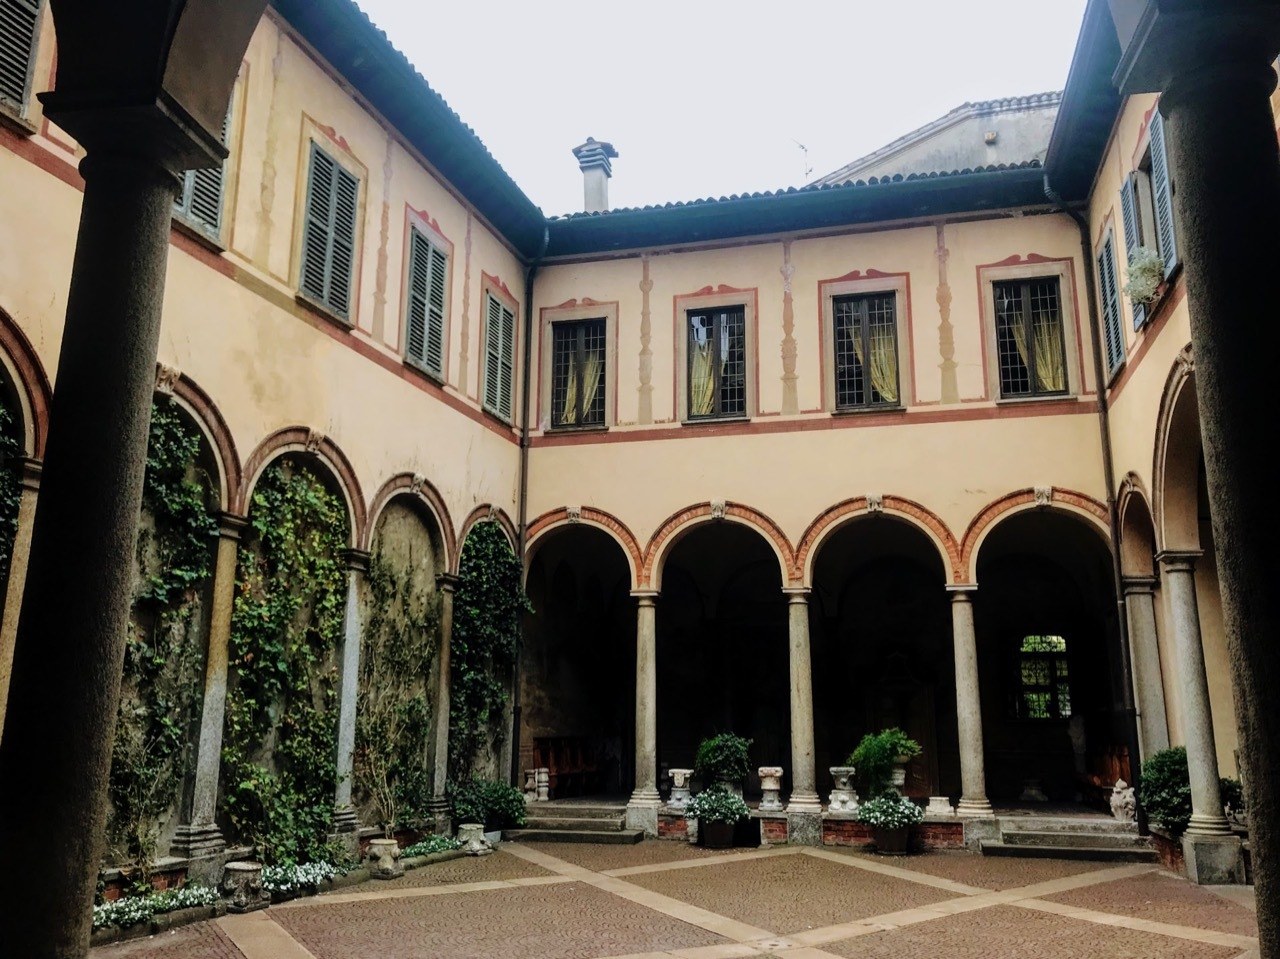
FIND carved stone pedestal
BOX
[536,768,550,802]
[221,861,268,914]
[828,767,858,812]
[758,767,784,811]
[926,796,955,817]
[458,822,494,856]
[524,769,538,803]
[668,768,693,809]
[367,838,404,879]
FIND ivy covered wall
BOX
[0,392,24,606]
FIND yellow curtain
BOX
[851,328,898,403]
[690,340,716,416]
[1033,311,1066,392]
[561,360,580,425]
[1002,289,1033,374]
[578,348,603,421]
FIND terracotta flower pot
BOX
[699,820,735,849]
[872,825,911,855]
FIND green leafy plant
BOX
[354,551,440,835]
[221,457,348,866]
[107,400,218,872]
[1220,777,1247,823]
[92,884,219,931]
[0,400,22,595]
[686,784,749,825]
[402,834,464,858]
[1123,246,1164,306]
[848,728,922,798]
[693,733,752,786]
[448,521,530,780]
[448,778,527,830]
[1139,746,1192,834]
[856,793,924,830]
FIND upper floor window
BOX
[483,293,516,421]
[0,0,40,118]
[687,307,745,420]
[300,142,359,321]
[994,277,1067,398]
[405,226,448,377]
[1097,232,1125,378]
[1016,634,1071,720]
[174,107,230,241]
[833,292,899,409]
[1119,108,1179,329]
[551,318,605,428]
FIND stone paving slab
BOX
[271,880,727,959]
[822,903,1241,959]
[519,838,725,873]
[623,851,959,935]
[1042,872,1260,938]
[90,920,244,959]
[819,847,1107,890]
[371,846,553,889]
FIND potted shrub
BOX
[1123,246,1164,309]
[849,728,922,798]
[694,733,752,795]
[857,793,923,855]
[449,779,527,840]
[1139,746,1248,837]
[687,784,749,849]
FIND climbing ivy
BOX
[107,400,218,871]
[221,458,348,866]
[448,520,530,781]
[0,400,23,596]
[353,550,440,834]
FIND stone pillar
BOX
[783,588,821,845]
[950,588,993,816]
[0,458,40,742]
[171,513,247,879]
[626,591,660,834]
[429,572,459,832]
[333,548,370,837]
[1122,576,1170,756]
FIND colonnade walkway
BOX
[91,841,1258,959]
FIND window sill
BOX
[680,415,751,427]
[405,358,446,386]
[994,393,1076,406]
[295,292,354,331]
[831,404,904,417]
[171,216,226,255]
[0,106,37,137]
[547,424,609,435]
[481,405,515,429]
[1135,265,1182,330]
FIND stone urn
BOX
[458,822,494,856]
[829,767,858,812]
[221,861,268,914]
[668,768,694,809]
[523,769,538,803]
[367,837,404,879]
[758,766,784,812]
[888,756,909,796]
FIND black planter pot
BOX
[700,820,735,849]
[872,826,911,855]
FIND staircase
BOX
[504,801,643,844]
[980,815,1157,863]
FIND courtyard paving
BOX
[91,841,1259,959]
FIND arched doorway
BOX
[975,510,1124,805]
[810,515,955,800]
[1118,486,1170,757]
[522,525,635,797]
[656,522,788,798]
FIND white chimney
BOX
[572,137,619,213]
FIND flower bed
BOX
[261,861,341,899]
[401,835,464,858]
[92,884,219,932]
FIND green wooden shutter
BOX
[498,303,515,419]
[0,0,39,114]
[484,294,502,412]
[175,107,230,237]
[425,244,447,375]
[1098,235,1124,375]
[328,165,358,317]
[1119,174,1146,329]
[300,144,359,319]
[405,230,430,366]
[1148,108,1179,280]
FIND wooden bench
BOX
[534,736,604,798]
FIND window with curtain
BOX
[551,318,606,428]
[833,292,900,409]
[687,307,745,420]
[1015,634,1071,720]
[994,277,1068,398]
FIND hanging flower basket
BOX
[1123,247,1164,307]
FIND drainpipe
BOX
[1044,174,1145,830]
[511,226,551,785]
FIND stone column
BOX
[783,588,821,843]
[625,591,660,835]
[0,458,40,742]
[950,588,993,816]
[429,572,459,832]
[1122,576,1170,757]
[171,513,247,880]
[333,548,370,837]
[1158,553,1232,836]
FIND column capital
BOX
[782,586,810,603]
[17,458,42,491]
[436,572,461,593]
[1122,575,1159,595]
[216,512,249,540]
[343,548,372,573]
[631,590,659,606]
[947,584,977,599]
[1157,550,1202,574]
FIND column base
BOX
[425,797,452,836]
[785,809,822,846]
[626,788,661,836]
[785,792,823,814]
[331,806,360,858]
[956,797,994,817]
[1185,813,1234,837]
[169,824,227,886]
[1182,833,1245,885]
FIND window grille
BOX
[551,319,606,428]
[1016,634,1071,720]
[833,292,899,409]
[687,307,745,420]
[994,278,1068,398]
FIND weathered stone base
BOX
[786,810,822,846]
[1182,833,1245,885]
[170,825,228,886]
[625,802,659,837]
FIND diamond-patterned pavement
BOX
[1043,870,1260,937]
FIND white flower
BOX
[92,884,219,931]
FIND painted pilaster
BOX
[626,591,660,835]
[780,242,799,415]
[935,224,960,404]
[333,548,371,835]
[1122,576,1170,756]
[638,256,654,424]
[950,587,992,816]
[0,458,40,743]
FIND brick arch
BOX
[159,370,242,512]
[526,507,643,590]
[795,496,961,586]
[959,487,1110,583]
[237,427,367,547]
[455,504,519,573]
[0,306,52,459]
[641,502,794,591]
[362,472,457,571]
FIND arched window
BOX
[1016,634,1071,720]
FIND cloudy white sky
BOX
[356,1,1089,217]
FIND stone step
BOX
[526,804,628,820]
[523,816,624,832]
[996,816,1138,835]
[980,839,1158,863]
[504,828,644,845]
[1002,829,1151,849]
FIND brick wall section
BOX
[823,820,964,850]
[761,818,788,843]
[101,863,189,901]
[657,813,688,839]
